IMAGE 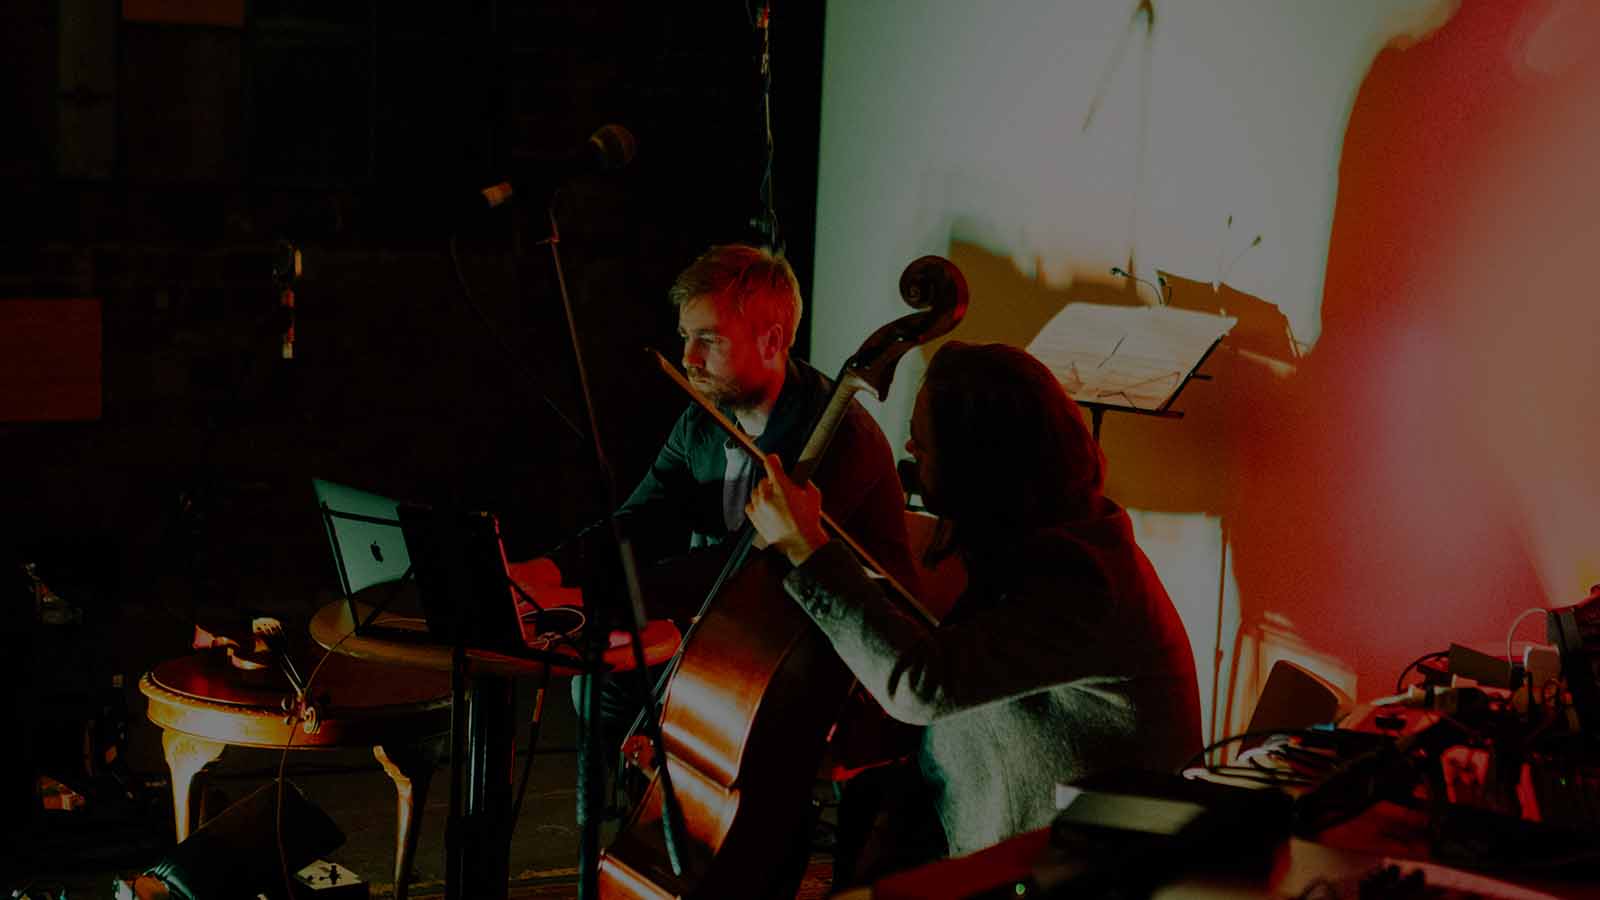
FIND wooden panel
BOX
[59,0,118,179]
[120,24,242,182]
[122,0,244,27]
[0,298,101,421]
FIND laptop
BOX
[396,503,585,655]
[312,478,412,597]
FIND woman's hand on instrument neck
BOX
[746,453,830,567]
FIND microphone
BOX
[1110,266,1167,306]
[475,124,637,211]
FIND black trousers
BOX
[572,662,669,791]
[832,762,947,890]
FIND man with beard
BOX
[615,242,915,603]
[525,243,918,794]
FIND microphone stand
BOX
[541,204,688,898]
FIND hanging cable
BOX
[748,1,781,249]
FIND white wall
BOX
[810,0,1454,738]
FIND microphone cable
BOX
[274,623,358,900]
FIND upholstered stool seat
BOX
[141,649,451,900]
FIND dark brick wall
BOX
[1,2,824,644]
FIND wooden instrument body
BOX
[599,553,852,898]
[599,257,969,898]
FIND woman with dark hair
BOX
[747,340,1202,867]
[912,338,1108,570]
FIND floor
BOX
[11,665,839,899]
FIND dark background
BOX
[0,0,826,862]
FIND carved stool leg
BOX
[160,730,225,842]
[375,738,445,900]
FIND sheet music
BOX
[1027,303,1235,410]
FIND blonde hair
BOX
[668,244,803,349]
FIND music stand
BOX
[1026,301,1233,441]
[395,503,608,899]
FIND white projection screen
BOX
[809,0,1600,740]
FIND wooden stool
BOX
[141,650,451,900]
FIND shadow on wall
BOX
[1228,0,1600,701]
[881,0,1600,712]
[932,240,1298,520]
[931,240,1322,732]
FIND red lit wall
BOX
[1230,0,1600,697]
[815,0,1600,716]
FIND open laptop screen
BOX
[312,478,411,597]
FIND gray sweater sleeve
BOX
[783,541,1120,726]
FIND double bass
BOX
[598,257,968,898]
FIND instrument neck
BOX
[788,370,939,627]
[792,371,870,485]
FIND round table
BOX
[309,588,682,900]
[308,590,683,676]
[141,650,451,900]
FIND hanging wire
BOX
[748,1,781,250]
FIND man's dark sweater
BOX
[615,357,918,598]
